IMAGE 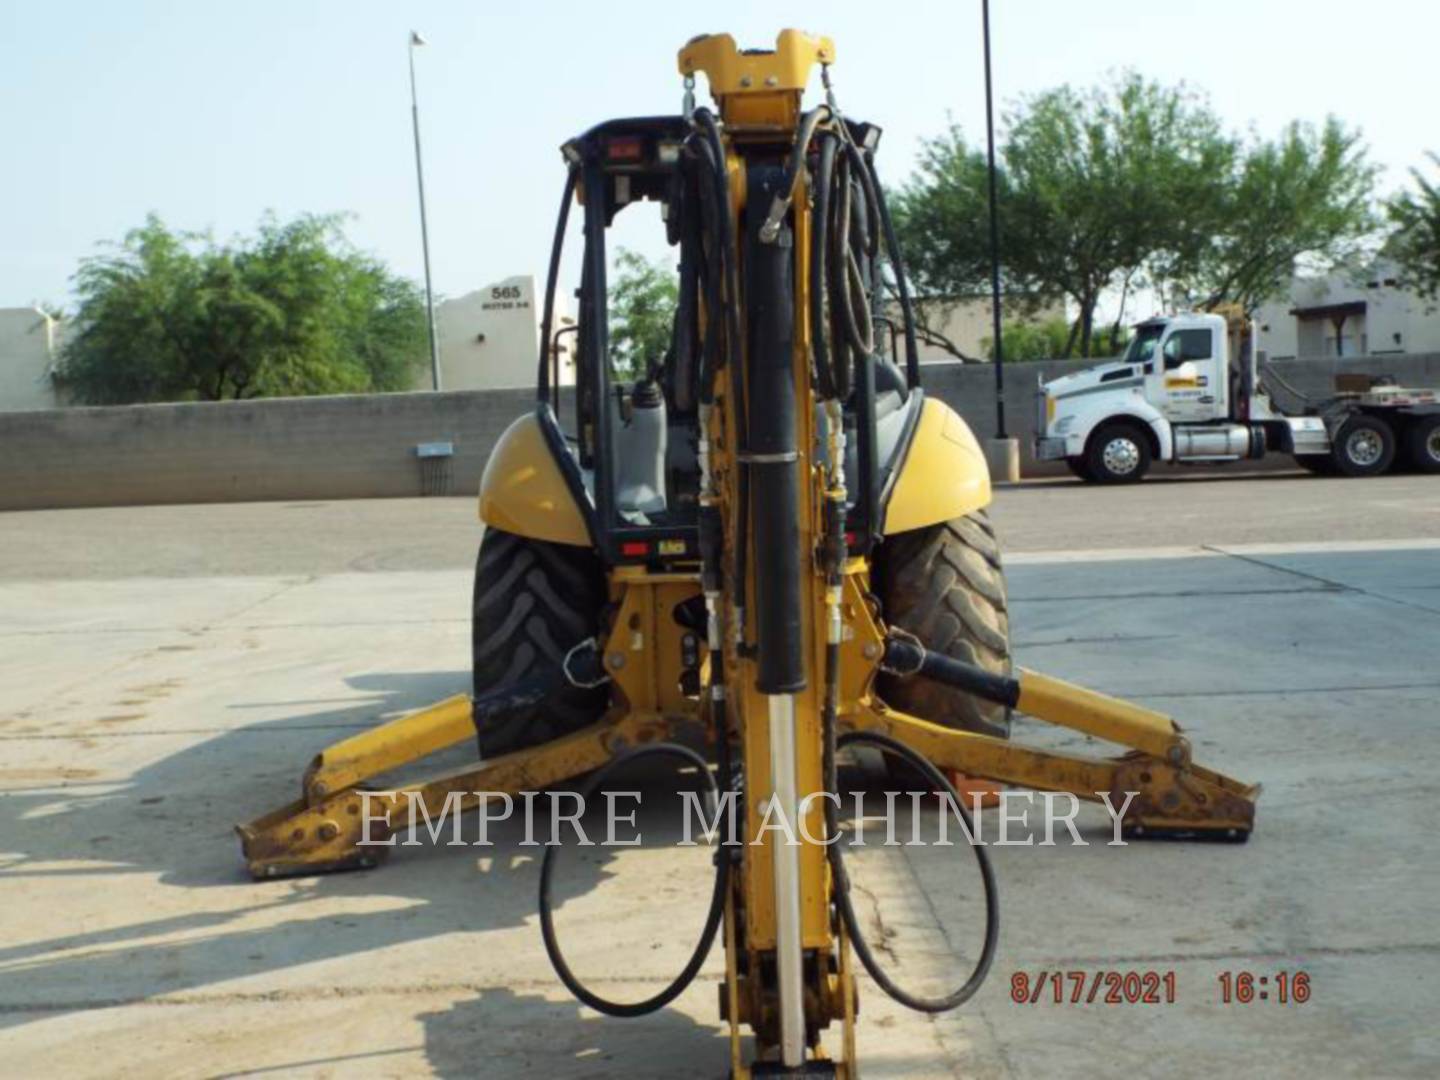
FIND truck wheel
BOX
[472,528,609,757]
[1332,415,1396,477]
[1065,457,1095,481]
[1403,415,1440,474]
[873,512,1011,738]
[1085,422,1152,483]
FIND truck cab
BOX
[1034,310,1328,482]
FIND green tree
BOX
[1005,75,1233,357]
[1163,118,1376,312]
[58,213,426,404]
[896,74,1232,358]
[1387,152,1440,300]
[895,75,1376,357]
[982,317,1128,362]
[890,129,999,300]
[608,248,678,382]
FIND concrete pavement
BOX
[1,471,1436,580]
[0,491,1437,1077]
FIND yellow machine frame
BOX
[238,31,1258,1078]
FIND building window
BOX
[1323,332,1365,357]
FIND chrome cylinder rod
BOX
[767,692,806,1067]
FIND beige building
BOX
[415,273,576,392]
[0,308,62,412]
[1257,260,1440,360]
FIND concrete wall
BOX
[4,353,1438,511]
[0,389,540,511]
[926,358,1094,476]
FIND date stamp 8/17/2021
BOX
[1010,970,1313,1006]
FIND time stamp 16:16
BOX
[1009,970,1312,1005]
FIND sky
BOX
[3,0,1438,315]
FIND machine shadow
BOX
[0,669,716,1042]
[420,986,733,1080]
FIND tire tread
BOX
[874,511,1012,737]
[472,529,607,756]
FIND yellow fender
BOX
[480,397,988,545]
[478,410,592,546]
[883,397,992,534]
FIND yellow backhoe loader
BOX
[239,31,1258,1076]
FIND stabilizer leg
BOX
[861,644,1259,838]
[237,708,672,878]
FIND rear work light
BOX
[606,135,645,163]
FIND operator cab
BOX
[535,115,924,566]
[1128,313,1234,425]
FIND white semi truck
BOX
[1033,309,1440,482]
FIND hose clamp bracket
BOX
[562,638,610,689]
[880,628,926,677]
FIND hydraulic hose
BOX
[815,414,998,1013]
[824,728,1000,1013]
[537,170,578,404]
[810,134,846,402]
[759,106,830,243]
[810,128,883,404]
[538,741,729,1018]
[864,149,921,387]
[693,109,751,635]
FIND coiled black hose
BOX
[810,128,885,403]
[823,727,1000,1013]
[538,741,730,1017]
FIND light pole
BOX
[981,0,1005,439]
[409,30,442,391]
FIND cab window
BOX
[1163,329,1212,370]
[1124,324,1164,364]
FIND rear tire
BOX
[873,512,1012,739]
[1085,422,1152,483]
[1402,415,1440,474]
[471,528,608,757]
[1331,414,1396,477]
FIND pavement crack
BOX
[1015,633,1180,649]
[1014,585,1339,603]
[202,576,320,630]
[1130,680,1440,699]
[1203,545,1440,619]
[849,878,900,966]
